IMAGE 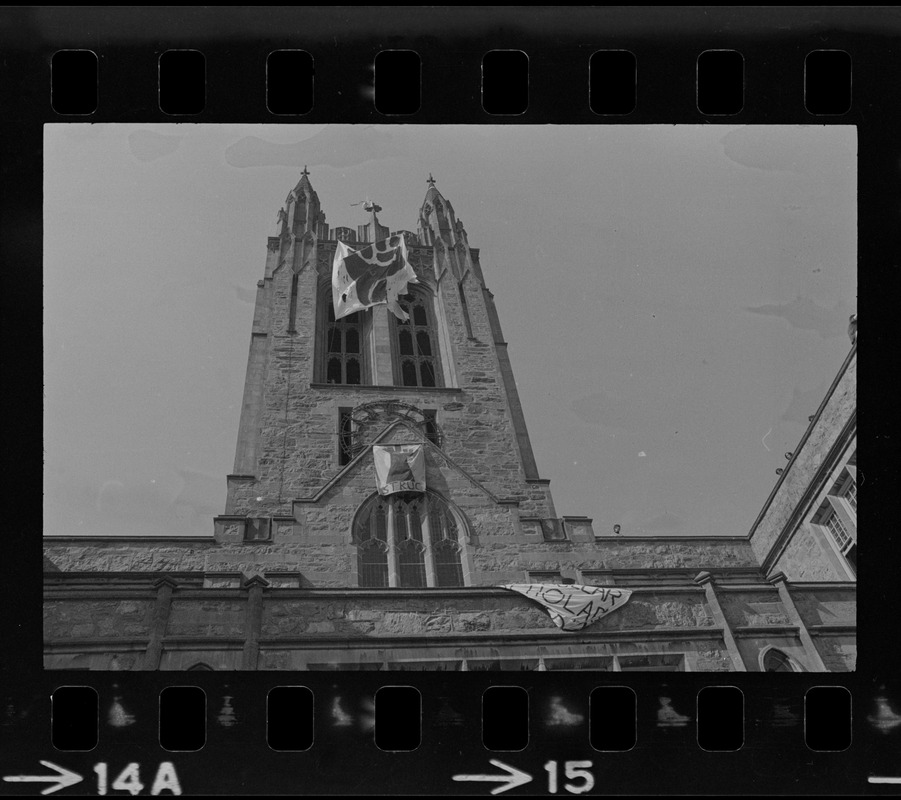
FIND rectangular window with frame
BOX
[814,497,857,578]
[244,517,272,542]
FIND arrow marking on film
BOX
[3,761,83,795]
[453,759,532,795]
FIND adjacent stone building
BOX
[43,172,856,672]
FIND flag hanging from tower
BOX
[373,445,426,495]
[332,234,418,321]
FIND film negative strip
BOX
[2,6,897,796]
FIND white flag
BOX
[332,234,417,321]
[502,584,632,632]
[373,445,426,495]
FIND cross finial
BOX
[426,173,436,187]
[301,165,310,178]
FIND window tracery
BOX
[353,492,465,588]
[761,647,800,672]
[391,291,442,388]
[323,299,366,385]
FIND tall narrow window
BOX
[324,301,365,385]
[814,465,857,578]
[353,492,465,587]
[429,500,463,587]
[355,498,389,587]
[338,408,354,466]
[392,291,441,387]
[397,540,427,587]
[843,477,857,512]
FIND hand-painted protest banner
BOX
[501,584,632,631]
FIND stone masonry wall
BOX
[43,598,153,641]
[790,586,856,628]
[813,635,857,672]
[734,636,812,672]
[227,240,558,532]
[44,583,854,671]
[775,523,847,582]
[44,534,759,586]
[717,590,791,628]
[45,588,735,671]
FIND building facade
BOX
[43,172,856,672]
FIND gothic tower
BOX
[220,170,594,588]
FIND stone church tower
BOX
[43,170,855,672]
[220,169,584,588]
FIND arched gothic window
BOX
[353,492,465,588]
[761,648,800,672]
[391,291,442,388]
[323,300,366,385]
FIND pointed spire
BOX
[293,165,315,195]
[286,166,326,239]
[419,175,457,246]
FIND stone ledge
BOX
[45,626,729,651]
[787,582,857,591]
[257,626,725,648]
[716,585,787,594]
[807,624,856,636]
[47,584,707,598]
[43,571,207,585]
[44,590,160,600]
[309,383,463,394]
[44,640,150,651]
[44,536,215,543]
[732,625,799,637]
[592,535,751,542]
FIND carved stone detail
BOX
[344,401,442,457]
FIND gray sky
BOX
[44,124,856,539]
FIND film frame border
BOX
[2,6,897,796]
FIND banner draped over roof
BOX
[332,234,417,321]
[501,584,632,632]
[373,445,426,495]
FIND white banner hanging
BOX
[501,583,632,632]
[373,444,426,495]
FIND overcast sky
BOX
[44,124,856,539]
